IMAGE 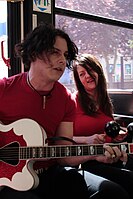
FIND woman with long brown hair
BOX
[73,53,133,199]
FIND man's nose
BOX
[59,54,66,65]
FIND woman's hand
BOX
[73,134,106,145]
[112,131,127,142]
[85,134,106,144]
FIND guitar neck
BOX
[19,143,133,160]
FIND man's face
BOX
[41,36,69,82]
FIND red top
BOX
[73,93,113,142]
[0,72,76,169]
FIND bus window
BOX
[0,1,8,78]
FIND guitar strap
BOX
[46,136,77,144]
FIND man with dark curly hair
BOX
[0,23,129,199]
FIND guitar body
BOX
[0,118,46,191]
[0,118,132,191]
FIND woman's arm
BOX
[54,122,127,166]
[73,134,106,144]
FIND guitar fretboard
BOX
[19,143,131,159]
[1,143,133,163]
[20,145,105,159]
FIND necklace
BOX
[27,73,53,109]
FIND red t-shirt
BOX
[73,93,113,142]
[0,72,76,169]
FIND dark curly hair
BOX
[73,54,114,117]
[15,23,78,70]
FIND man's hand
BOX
[95,144,128,164]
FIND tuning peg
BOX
[105,121,120,138]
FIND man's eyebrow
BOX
[53,47,59,51]
[53,47,68,54]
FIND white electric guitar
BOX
[0,118,132,191]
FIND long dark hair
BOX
[73,54,113,117]
[15,23,78,70]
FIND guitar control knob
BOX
[105,121,120,138]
